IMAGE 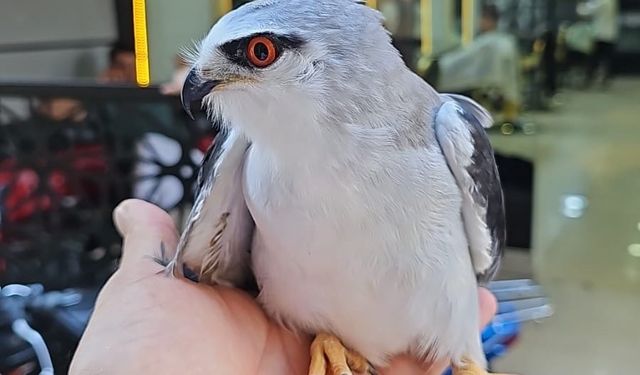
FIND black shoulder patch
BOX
[196,126,228,193]
[457,102,506,283]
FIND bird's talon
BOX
[309,333,371,375]
[345,349,370,373]
[452,358,511,375]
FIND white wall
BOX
[0,48,111,80]
[431,0,454,54]
[0,0,117,80]
[146,0,215,83]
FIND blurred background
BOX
[0,0,638,374]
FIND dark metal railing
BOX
[0,82,216,289]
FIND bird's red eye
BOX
[247,36,278,68]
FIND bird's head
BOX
[182,0,414,149]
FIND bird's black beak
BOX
[181,68,221,120]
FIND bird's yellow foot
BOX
[452,358,510,375]
[308,333,372,375]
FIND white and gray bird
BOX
[167,0,506,374]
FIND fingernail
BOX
[113,200,131,236]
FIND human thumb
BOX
[113,199,179,274]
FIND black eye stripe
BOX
[219,33,305,69]
[219,38,251,67]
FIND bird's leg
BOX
[308,333,373,375]
[451,357,510,375]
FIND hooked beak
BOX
[181,68,221,119]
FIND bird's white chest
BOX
[243,145,475,364]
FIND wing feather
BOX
[168,127,255,288]
[434,94,505,283]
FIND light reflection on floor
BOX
[491,78,640,374]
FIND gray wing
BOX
[434,94,505,283]
[167,127,255,288]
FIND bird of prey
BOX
[166,0,506,374]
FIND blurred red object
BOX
[197,134,215,153]
[1,134,214,230]
[0,144,107,226]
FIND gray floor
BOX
[490,78,640,374]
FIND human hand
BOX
[159,67,190,95]
[70,199,497,375]
[36,98,86,122]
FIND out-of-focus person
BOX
[37,43,137,122]
[577,0,619,87]
[160,55,190,95]
[437,5,521,124]
[98,43,137,84]
[479,3,499,35]
[35,97,87,122]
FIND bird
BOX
[164,0,506,374]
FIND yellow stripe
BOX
[365,0,377,9]
[132,0,150,87]
[461,0,475,45]
[420,0,432,55]
[219,0,233,15]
